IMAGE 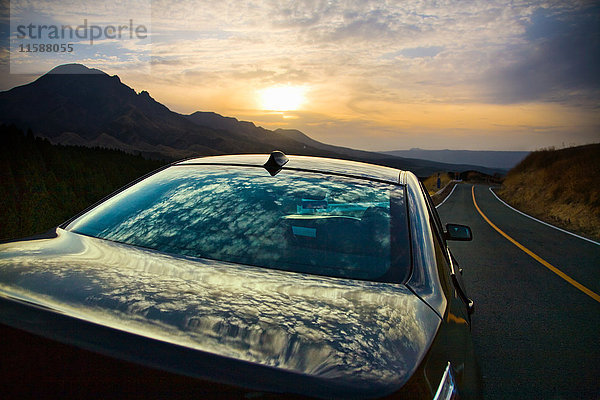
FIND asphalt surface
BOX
[436,183,600,400]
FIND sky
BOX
[1,0,599,151]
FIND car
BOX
[0,152,480,399]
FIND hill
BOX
[0,63,505,177]
[497,144,600,240]
[0,64,300,159]
[381,148,529,169]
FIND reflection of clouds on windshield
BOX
[71,166,405,281]
[0,230,439,391]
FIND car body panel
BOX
[0,153,480,399]
[178,154,402,185]
[0,228,441,398]
[404,172,447,318]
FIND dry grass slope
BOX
[497,143,600,240]
[423,172,455,195]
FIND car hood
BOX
[0,229,440,396]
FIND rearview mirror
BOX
[445,224,472,241]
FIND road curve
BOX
[436,183,600,400]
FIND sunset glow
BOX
[259,86,307,111]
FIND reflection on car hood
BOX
[0,229,440,394]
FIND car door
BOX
[418,182,474,321]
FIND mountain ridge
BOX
[0,63,505,176]
[381,148,529,170]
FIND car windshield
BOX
[68,165,410,283]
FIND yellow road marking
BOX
[471,185,600,303]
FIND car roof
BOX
[177,153,405,185]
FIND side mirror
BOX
[445,224,472,241]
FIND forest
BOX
[0,125,167,241]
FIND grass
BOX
[497,143,600,240]
[423,172,457,196]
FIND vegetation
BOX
[497,143,600,240]
[458,170,503,184]
[422,172,457,196]
[0,125,167,241]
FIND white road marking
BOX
[473,186,600,303]
[435,183,458,209]
[434,179,461,195]
[488,187,600,246]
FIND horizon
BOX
[0,63,592,153]
[1,1,599,152]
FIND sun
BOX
[259,86,307,111]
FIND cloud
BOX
[326,8,421,43]
[1,0,598,150]
[381,46,444,59]
[484,3,600,105]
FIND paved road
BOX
[437,183,600,400]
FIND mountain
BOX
[381,148,529,170]
[0,63,505,176]
[183,116,506,176]
[185,111,265,137]
[0,64,284,159]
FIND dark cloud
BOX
[486,4,600,105]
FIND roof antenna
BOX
[263,151,289,176]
